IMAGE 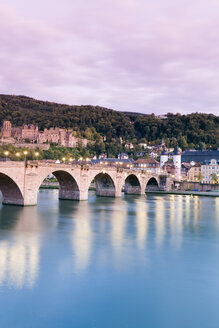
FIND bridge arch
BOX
[90,172,116,197]
[53,170,80,200]
[0,173,24,205]
[37,170,80,201]
[145,177,159,191]
[124,174,141,195]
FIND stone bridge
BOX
[0,161,173,206]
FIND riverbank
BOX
[40,184,59,189]
[40,185,219,197]
[40,184,96,191]
[146,190,219,197]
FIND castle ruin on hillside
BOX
[0,121,93,148]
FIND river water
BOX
[0,190,219,328]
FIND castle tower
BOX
[66,129,73,147]
[1,120,12,138]
[59,129,66,146]
[172,146,181,180]
[160,150,169,168]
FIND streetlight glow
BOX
[4,151,9,161]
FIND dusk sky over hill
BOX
[1,0,219,114]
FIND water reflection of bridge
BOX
[0,193,218,287]
[69,194,218,273]
[0,161,173,205]
[0,206,40,288]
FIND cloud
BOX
[0,0,219,114]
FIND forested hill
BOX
[0,94,218,149]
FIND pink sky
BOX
[1,0,219,114]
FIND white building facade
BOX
[201,159,219,183]
[172,147,181,181]
[160,151,169,168]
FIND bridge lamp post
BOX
[23,151,28,166]
[4,151,9,161]
[35,152,39,160]
[16,152,20,160]
[62,157,66,163]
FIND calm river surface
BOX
[0,190,219,328]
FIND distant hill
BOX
[0,94,218,149]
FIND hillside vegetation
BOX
[0,94,218,151]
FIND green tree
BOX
[0,94,218,150]
[179,136,188,150]
[197,172,203,182]
[211,173,218,184]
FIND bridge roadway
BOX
[0,161,173,206]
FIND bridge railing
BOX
[0,160,169,178]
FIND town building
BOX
[182,150,219,163]
[157,115,167,119]
[117,153,129,159]
[133,158,160,174]
[136,151,146,157]
[162,160,176,176]
[98,153,107,159]
[187,162,201,181]
[160,145,219,183]
[149,150,159,159]
[139,143,147,150]
[92,158,134,167]
[181,162,191,179]
[201,159,219,184]
[124,143,134,150]
[160,146,182,180]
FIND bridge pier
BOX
[22,191,38,206]
[124,185,141,195]
[59,187,80,200]
[115,188,122,198]
[79,190,88,201]
[2,196,24,206]
[96,187,116,197]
